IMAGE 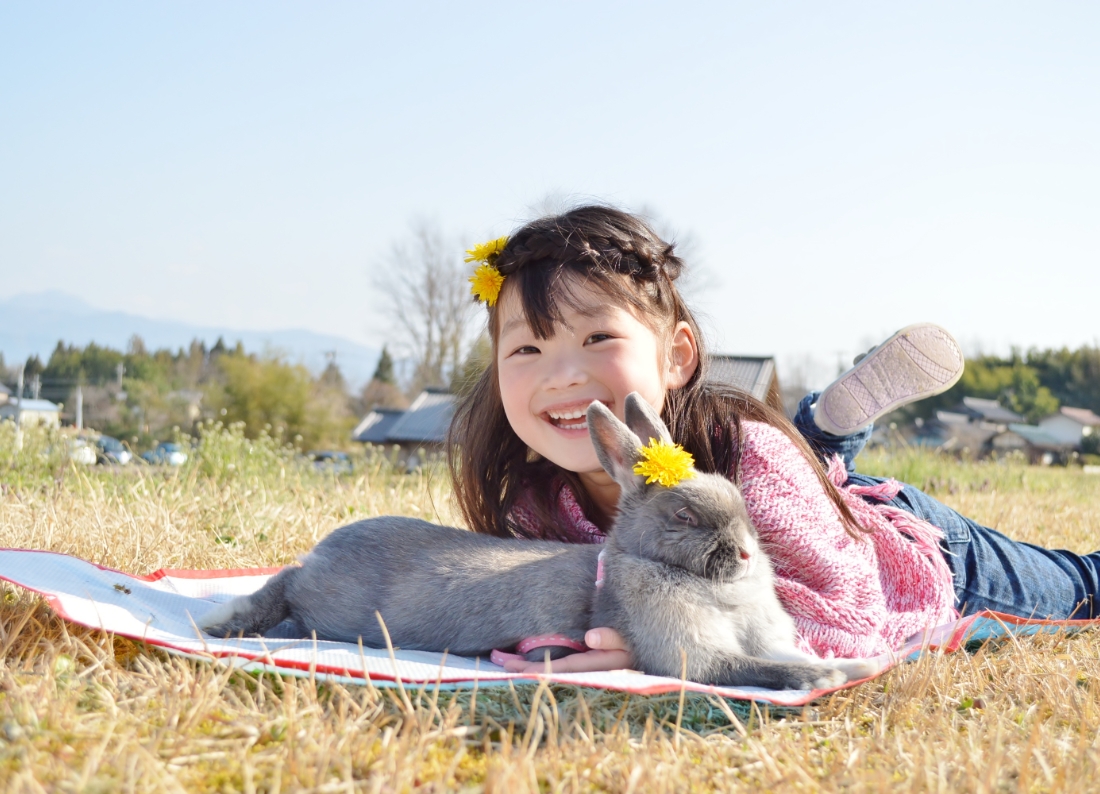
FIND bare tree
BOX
[374,222,476,395]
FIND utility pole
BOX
[14,363,24,450]
[31,373,40,400]
[75,385,83,431]
[116,362,125,388]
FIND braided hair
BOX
[448,205,861,539]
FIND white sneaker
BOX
[813,323,965,436]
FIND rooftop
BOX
[1057,406,1100,427]
[384,390,457,444]
[1006,423,1069,450]
[0,398,60,413]
[707,355,777,403]
[959,396,1024,424]
[351,408,405,444]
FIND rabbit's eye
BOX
[674,507,698,526]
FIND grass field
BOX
[2,423,1100,792]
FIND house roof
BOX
[0,398,60,414]
[384,390,456,444]
[707,355,777,402]
[959,397,1023,424]
[1057,406,1100,427]
[351,408,405,444]
[1006,423,1069,450]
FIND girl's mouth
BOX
[543,401,606,432]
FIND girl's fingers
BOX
[501,648,635,674]
[584,627,627,651]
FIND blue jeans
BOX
[794,393,1100,620]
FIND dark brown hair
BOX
[448,205,861,540]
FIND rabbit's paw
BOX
[809,666,848,689]
[832,657,883,682]
[789,664,847,690]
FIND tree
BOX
[1027,346,1100,414]
[208,353,353,449]
[372,345,396,385]
[358,345,407,412]
[319,354,348,393]
[374,223,476,395]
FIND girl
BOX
[449,206,1100,674]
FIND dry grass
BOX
[3,429,1100,792]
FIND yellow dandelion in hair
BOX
[633,439,696,487]
[464,236,509,265]
[469,263,505,306]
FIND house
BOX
[1038,406,1100,447]
[913,395,1081,463]
[938,397,1024,429]
[0,398,62,428]
[0,383,10,405]
[991,424,1071,465]
[351,408,405,445]
[707,355,784,412]
[352,389,456,469]
[915,397,1027,458]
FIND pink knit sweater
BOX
[510,421,958,658]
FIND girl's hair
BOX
[448,205,861,540]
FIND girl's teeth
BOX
[548,405,592,420]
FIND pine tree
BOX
[372,345,396,385]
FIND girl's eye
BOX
[674,507,698,526]
[510,345,540,356]
[585,333,613,345]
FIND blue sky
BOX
[2,2,1097,385]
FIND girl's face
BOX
[495,279,698,480]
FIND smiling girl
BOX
[448,205,1100,674]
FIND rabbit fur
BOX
[201,393,879,689]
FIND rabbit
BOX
[200,518,600,661]
[586,394,880,690]
[202,392,878,689]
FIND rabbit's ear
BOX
[586,401,645,492]
[623,393,673,447]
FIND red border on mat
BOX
[2,549,1097,703]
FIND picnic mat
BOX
[2,548,1096,706]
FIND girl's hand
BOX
[500,628,635,674]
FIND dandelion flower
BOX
[469,263,505,306]
[632,439,696,487]
[464,236,509,265]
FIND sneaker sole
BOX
[814,323,965,436]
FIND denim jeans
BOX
[794,392,1100,619]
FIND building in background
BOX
[707,355,784,412]
[352,388,456,470]
[0,398,62,428]
[1038,407,1100,447]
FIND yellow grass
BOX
[3,429,1100,792]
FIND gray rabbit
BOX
[202,393,878,689]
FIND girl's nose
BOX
[541,353,589,391]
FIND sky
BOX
[2,2,1098,387]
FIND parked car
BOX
[308,450,353,475]
[141,442,188,466]
[95,435,132,465]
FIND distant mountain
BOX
[0,291,381,389]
